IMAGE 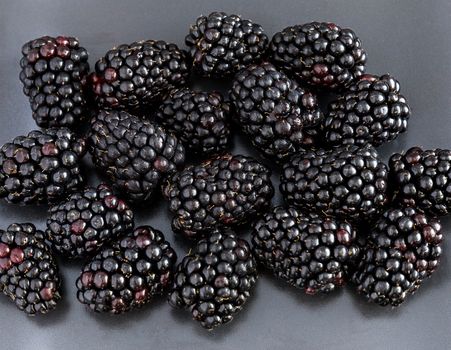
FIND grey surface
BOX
[0,0,450,349]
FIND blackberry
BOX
[229,62,323,161]
[0,128,86,205]
[389,147,451,216]
[0,223,61,315]
[154,88,231,155]
[90,40,189,111]
[76,225,176,314]
[19,36,90,128]
[252,206,359,294]
[46,184,134,259]
[352,206,443,307]
[269,22,367,90]
[280,145,388,221]
[88,110,185,203]
[185,11,268,77]
[163,153,274,239]
[168,230,257,330]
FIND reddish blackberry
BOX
[352,206,443,307]
[185,12,268,77]
[168,230,257,330]
[90,40,189,111]
[46,184,134,259]
[0,128,86,205]
[0,223,61,315]
[229,62,323,161]
[269,22,367,90]
[19,36,90,128]
[280,145,389,222]
[154,88,231,155]
[76,225,176,314]
[163,153,274,239]
[252,206,359,294]
[88,110,185,203]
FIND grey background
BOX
[0,0,450,349]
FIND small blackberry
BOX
[76,225,176,314]
[168,230,257,330]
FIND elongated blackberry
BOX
[185,12,268,77]
[163,153,274,239]
[76,225,176,314]
[168,230,257,330]
[46,184,134,259]
[19,36,90,128]
[229,62,323,160]
[0,128,86,205]
[88,110,185,203]
[269,22,367,90]
[154,88,231,155]
[0,223,61,315]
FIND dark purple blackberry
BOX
[0,223,61,315]
[46,184,134,259]
[90,40,189,111]
[19,36,90,128]
[163,153,274,239]
[0,128,86,205]
[352,206,443,307]
[88,110,185,203]
[185,12,268,77]
[168,230,257,330]
[76,225,176,314]
[229,62,323,161]
[154,88,231,155]
[280,145,389,222]
[252,206,359,295]
[269,22,367,90]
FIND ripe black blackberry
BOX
[19,36,90,128]
[88,110,185,203]
[168,230,257,330]
[185,11,268,77]
[389,147,451,216]
[0,223,61,315]
[90,40,189,111]
[76,225,176,314]
[163,153,274,239]
[0,128,86,205]
[252,206,359,295]
[46,184,134,259]
[280,145,388,222]
[352,206,443,307]
[154,88,231,155]
[269,22,367,90]
[229,62,323,161]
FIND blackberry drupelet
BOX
[88,110,185,203]
[90,40,189,111]
[269,22,367,90]
[0,223,61,315]
[76,225,176,314]
[280,145,388,221]
[19,36,90,128]
[46,184,134,259]
[0,128,86,205]
[389,147,451,216]
[185,11,268,77]
[163,153,274,239]
[352,206,443,307]
[229,62,323,161]
[168,230,257,330]
[324,74,410,146]
[252,206,359,294]
[154,88,231,155]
